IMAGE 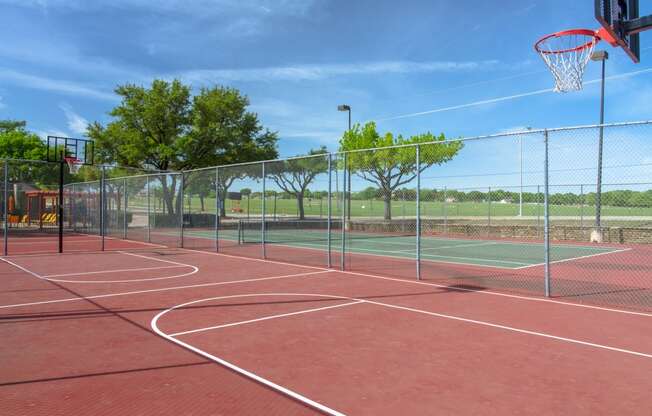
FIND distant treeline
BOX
[234,186,652,208]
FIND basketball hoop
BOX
[534,29,602,92]
[64,157,82,174]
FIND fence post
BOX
[58,159,64,253]
[537,184,541,238]
[341,153,347,271]
[579,184,584,230]
[215,168,219,252]
[100,167,105,251]
[416,145,421,280]
[327,154,332,268]
[487,186,492,237]
[3,160,8,256]
[261,162,266,259]
[71,183,77,233]
[123,178,127,240]
[179,174,184,248]
[146,175,151,243]
[544,130,551,297]
[443,186,448,235]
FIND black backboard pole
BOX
[58,154,64,253]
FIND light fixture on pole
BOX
[338,105,352,219]
[590,50,608,243]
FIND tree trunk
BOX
[160,177,176,215]
[383,192,392,220]
[219,186,228,218]
[297,192,305,220]
[200,195,205,212]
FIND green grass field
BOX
[131,195,652,220]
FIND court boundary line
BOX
[156,292,652,359]
[514,247,633,269]
[0,264,331,309]
[215,234,625,270]
[152,291,652,416]
[342,269,652,318]
[170,300,364,337]
[182,228,627,251]
[2,251,199,284]
[234,239,522,270]
[43,265,184,277]
[182,249,652,318]
[151,305,346,416]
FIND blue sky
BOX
[0,0,651,164]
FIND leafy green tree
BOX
[0,120,47,161]
[0,119,60,189]
[0,120,27,134]
[340,122,463,220]
[87,80,278,215]
[266,148,329,219]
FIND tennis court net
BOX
[238,218,416,245]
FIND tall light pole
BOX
[338,105,352,220]
[519,134,524,217]
[590,50,608,243]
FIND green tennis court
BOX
[182,227,626,269]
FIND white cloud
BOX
[1,0,315,17]
[35,129,71,140]
[373,67,652,122]
[59,103,89,135]
[0,68,117,101]
[179,60,500,84]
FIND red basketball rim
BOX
[534,29,601,54]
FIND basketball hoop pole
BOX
[58,152,64,253]
[592,50,608,241]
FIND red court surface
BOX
[1,248,651,415]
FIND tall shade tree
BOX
[266,147,329,220]
[87,80,278,215]
[187,87,277,217]
[0,119,59,186]
[340,122,463,220]
[0,120,47,160]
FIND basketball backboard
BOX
[46,136,94,165]
[595,0,642,62]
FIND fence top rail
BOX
[9,119,652,181]
[176,119,652,171]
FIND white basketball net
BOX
[536,31,599,93]
[65,158,82,174]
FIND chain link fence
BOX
[2,121,651,311]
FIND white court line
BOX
[264,240,529,268]
[42,265,184,278]
[118,250,196,267]
[0,255,198,284]
[5,239,105,245]
[341,269,652,318]
[170,300,364,337]
[184,249,652,318]
[181,248,329,272]
[0,270,332,309]
[397,241,497,253]
[363,298,652,358]
[152,291,652,416]
[156,293,652,359]
[152,294,352,416]
[513,247,633,269]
